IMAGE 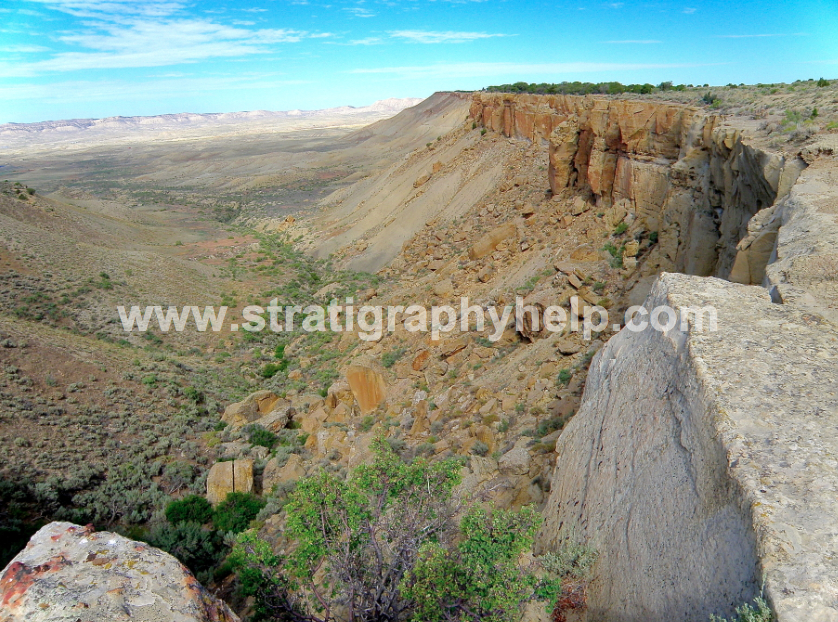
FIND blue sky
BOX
[0,0,835,123]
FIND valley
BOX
[1,82,837,622]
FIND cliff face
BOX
[538,271,838,622]
[467,95,838,621]
[470,93,806,281]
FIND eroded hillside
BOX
[2,87,837,621]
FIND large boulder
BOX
[222,391,281,428]
[468,222,517,260]
[263,454,307,493]
[345,361,388,414]
[206,459,254,505]
[0,522,239,622]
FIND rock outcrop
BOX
[206,458,254,504]
[470,93,807,281]
[222,390,281,428]
[345,360,388,414]
[539,273,838,622]
[0,522,238,622]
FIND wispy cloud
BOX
[346,37,383,46]
[0,44,52,53]
[344,7,375,18]
[604,40,661,44]
[241,7,268,12]
[0,25,308,77]
[715,33,808,38]
[389,30,510,44]
[348,61,722,78]
[683,7,697,14]
[23,0,187,19]
[2,3,321,76]
[0,74,311,105]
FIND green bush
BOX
[165,495,213,525]
[557,369,572,387]
[145,521,226,575]
[231,438,465,622]
[213,492,265,533]
[261,360,288,378]
[403,505,557,622]
[246,424,278,450]
[709,597,773,622]
[381,347,407,368]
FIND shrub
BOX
[165,495,213,525]
[247,424,278,450]
[231,438,463,622]
[145,521,225,575]
[471,441,489,456]
[817,77,830,87]
[557,369,572,387]
[213,492,265,533]
[381,347,407,368]
[403,505,557,622]
[261,360,288,378]
[183,386,204,403]
[359,415,375,432]
[709,597,773,622]
[613,222,628,236]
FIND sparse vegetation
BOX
[709,598,773,622]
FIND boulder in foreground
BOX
[0,521,239,622]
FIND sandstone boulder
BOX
[498,441,530,476]
[253,402,295,432]
[222,390,281,428]
[263,454,306,493]
[206,459,254,505]
[0,522,239,622]
[345,361,388,414]
[468,223,517,260]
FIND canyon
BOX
[1,86,837,621]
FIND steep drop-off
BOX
[472,93,806,282]
[311,93,835,621]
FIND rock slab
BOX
[540,273,838,622]
[0,522,239,622]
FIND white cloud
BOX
[344,7,375,18]
[389,30,510,44]
[22,0,186,19]
[0,74,311,104]
[241,7,268,12]
[605,40,661,44]
[683,7,697,14]
[1,15,319,76]
[0,44,52,53]
[348,61,725,79]
[347,37,383,45]
[715,33,807,38]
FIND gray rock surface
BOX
[540,273,838,622]
[0,521,239,622]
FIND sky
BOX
[0,0,836,123]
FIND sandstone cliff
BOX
[539,272,838,622]
[471,93,807,281]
